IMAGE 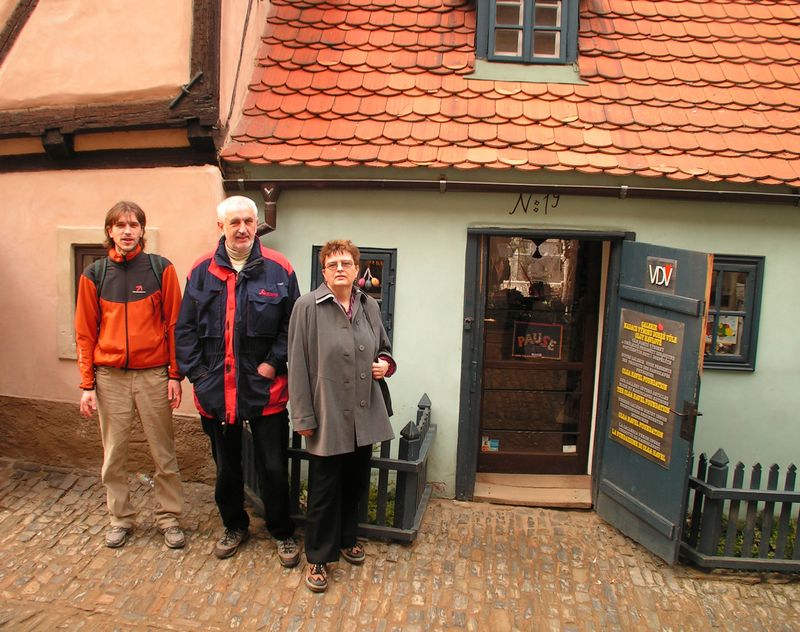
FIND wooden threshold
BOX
[473,473,592,509]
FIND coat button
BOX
[358,344,365,351]
[360,372,367,379]
[360,400,366,407]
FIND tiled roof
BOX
[221,0,800,186]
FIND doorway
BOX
[478,236,602,474]
[456,229,623,501]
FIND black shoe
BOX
[214,528,250,559]
[277,537,300,568]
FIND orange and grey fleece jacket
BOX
[75,244,182,390]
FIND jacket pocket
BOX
[239,370,272,418]
[187,285,224,338]
[192,370,224,421]
[246,284,288,337]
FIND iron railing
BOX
[243,394,436,542]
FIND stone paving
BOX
[0,458,797,632]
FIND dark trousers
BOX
[202,410,295,539]
[304,444,372,564]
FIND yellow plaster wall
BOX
[0,0,17,27]
[220,0,272,132]
[0,0,193,109]
[0,166,225,415]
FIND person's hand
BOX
[297,429,315,437]
[257,362,276,380]
[168,379,182,409]
[79,390,97,417]
[372,359,389,380]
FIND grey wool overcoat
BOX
[288,283,395,456]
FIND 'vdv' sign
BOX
[646,257,678,294]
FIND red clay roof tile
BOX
[223,0,800,186]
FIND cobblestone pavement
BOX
[0,458,797,631]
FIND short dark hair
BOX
[319,239,360,270]
[104,201,146,250]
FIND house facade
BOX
[1,0,798,517]
[219,0,800,502]
[0,0,271,480]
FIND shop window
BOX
[476,0,579,64]
[311,246,397,342]
[703,255,764,371]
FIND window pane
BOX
[535,1,561,27]
[496,1,523,26]
[494,29,523,56]
[533,31,559,57]
[704,314,716,357]
[720,270,747,310]
[358,258,384,302]
[709,270,719,304]
[713,315,744,355]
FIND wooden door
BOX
[595,240,711,563]
[478,237,602,474]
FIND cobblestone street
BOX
[0,458,797,631]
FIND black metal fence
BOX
[681,448,800,572]
[243,394,436,543]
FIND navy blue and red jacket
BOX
[175,237,300,425]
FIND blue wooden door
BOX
[595,240,711,564]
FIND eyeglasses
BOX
[324,260,355,271]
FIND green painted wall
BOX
[261,188,800,495]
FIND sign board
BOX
[512,321,563,360]
[608,308,685,468]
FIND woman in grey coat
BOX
[288,239,395,593]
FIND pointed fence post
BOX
[393,394,432,530]
[393,419,422,530]
[698,448,729,556]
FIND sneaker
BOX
[340,542,366,565]
[305,563,328,593]
[276,537,300,568]
[105,526,130,549]
[214,528,250,559]
[161,526,185,549]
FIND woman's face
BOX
[322,250,359,291]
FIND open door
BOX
[595,240,711,564]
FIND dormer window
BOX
[477,0,579,64]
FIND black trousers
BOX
[304,444,372,564]
[202,410,295,539]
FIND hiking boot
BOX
[305,563,328,592]
[340,542,366,565]
[276,537,300,568]
[161,526,185,549]
[105,526,130,549]
[214,528,250,559]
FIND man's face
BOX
[219,207,257,256]
[322,251,358,291]
[107,212,144,254]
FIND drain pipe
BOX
[228,177,800,235]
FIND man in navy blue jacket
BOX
[176,196,301,564]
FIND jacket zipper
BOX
[123,255,130,370]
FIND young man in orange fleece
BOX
[75,201,185,549]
